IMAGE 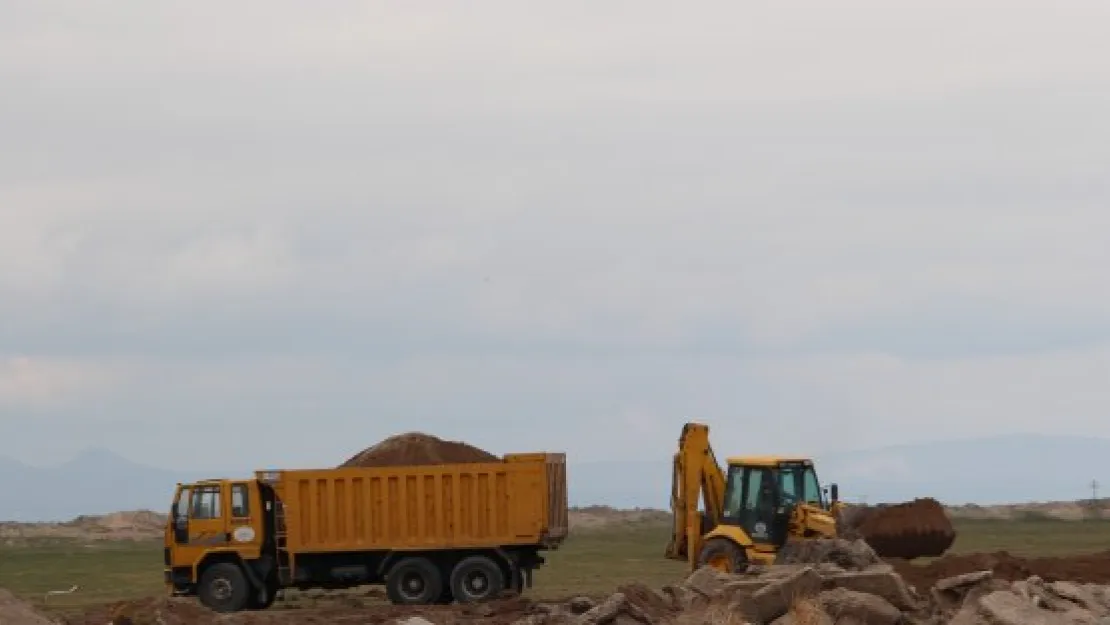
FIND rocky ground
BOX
[6,539,1110,624]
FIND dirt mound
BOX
[889,549,1110,591]
[339,432,499,468]
[838,497,957,559]
[0,588,54,624]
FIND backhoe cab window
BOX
[777,463,824,507]
[723,466,776,518]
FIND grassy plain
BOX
[3,518,1110,616]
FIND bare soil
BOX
[889,549,1110,591]
[0,588,54,624]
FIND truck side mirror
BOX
[830,483,839,503]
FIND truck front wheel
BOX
[449,555,505,603]
[198,563,250,613]
[386,557,443,605]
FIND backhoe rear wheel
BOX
[697,537,748,574]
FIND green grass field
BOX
[3,518,1110,616]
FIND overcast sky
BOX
[2,1,1109,473]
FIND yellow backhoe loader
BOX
[664,422,955,573]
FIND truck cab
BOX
[164,479,280,610]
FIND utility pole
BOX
[1092,479,1100,503]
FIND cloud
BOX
[0,0,1108,471]
[0,356,129,409]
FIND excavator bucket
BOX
[835,497,956,560]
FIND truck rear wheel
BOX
[697,537,748,574]
[198,563,250,613]
[386,557,443,605]
[449,555,505,603]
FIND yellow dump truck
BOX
[163,453,569,613]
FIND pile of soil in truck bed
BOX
[339,432,499,468]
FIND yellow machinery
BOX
[664,422,955,573]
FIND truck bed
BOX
[258,453,568,554]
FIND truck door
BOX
[171,486,193,545]
[227,482,263,555]
[187,483,231,547]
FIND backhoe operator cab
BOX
[720,457,833,549]
[666,423,841,574]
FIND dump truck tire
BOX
[198,563,251,613]
[450,555,506,603]
[386,556,443,605]
[697,537,748,574]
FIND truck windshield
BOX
[777,463,824,507]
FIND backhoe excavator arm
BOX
[664,422,727,569]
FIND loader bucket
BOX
[835,497,956,560]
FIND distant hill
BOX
[3,433,1109,521]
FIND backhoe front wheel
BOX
[697,537,748,574]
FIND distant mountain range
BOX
[3,433,1108,522]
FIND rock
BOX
[824,564,920,611]
[774,538,880,571]
[575,592,656,625]
[978,590,1103,625]
[393,618,437,625]
[931,570,996,613]
[934,570,994,593]
[684,565,733,598]
[660,584,695,611]
[816,587,901,625]
[568,596,596,614]
[749,566,823,622]
[1048,581,1110,616]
